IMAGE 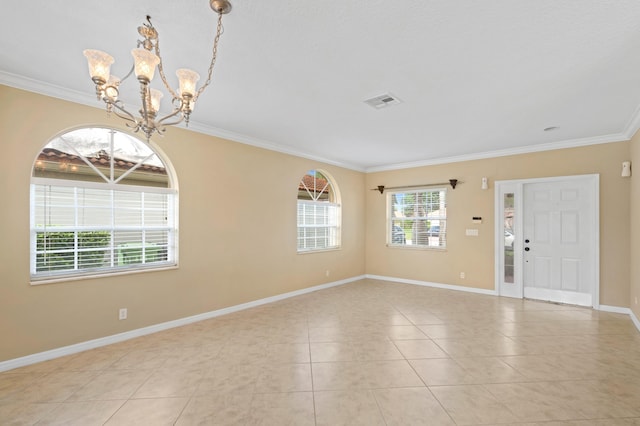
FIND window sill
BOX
[297,247,342,255]
[30,264,179,286]
[386,244,447,252]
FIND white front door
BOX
[523,176,598,306]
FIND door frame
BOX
[494,174,600,308]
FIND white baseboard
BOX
[366,274,498,296]
[631,310,640,333]
[0,275,364,373]
[598,305,631,315]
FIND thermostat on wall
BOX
[472,216,482,224]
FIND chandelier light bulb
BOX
[131,48,160,82]
[83,49,114,84]
[176,68,200,98]
[104,75,120,100]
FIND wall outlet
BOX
[119,308,128,320]
[636,296,638,305]
[460,272,465,279]
[326,270,330,277]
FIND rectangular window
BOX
[31,182,175,280]
[387,188,447,248]
[297,200,340,252]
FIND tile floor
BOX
[1,279,640,425]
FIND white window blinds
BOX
[32,182,175,279]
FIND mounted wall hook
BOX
[449,179,458,189]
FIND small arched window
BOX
[297,169,341,252]
[30,127,177,281]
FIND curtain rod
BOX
[371,179,460,194]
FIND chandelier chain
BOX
[153,12,225,104]
[195,12,225,102]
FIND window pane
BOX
[388,189,446,248]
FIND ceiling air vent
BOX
[363,93,402,109]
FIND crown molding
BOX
[364,133,630,173]
[622,101,640,140]
[0,71,366,172]
[1,70,632,175]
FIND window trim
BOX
[29,127,178,283]
[296,169,342,253]
[386,186,447,250]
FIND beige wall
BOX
[1,84,636,363]
[0,85,366,362]
[630,130,640,320]
[366,142,631,307]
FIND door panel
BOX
[523,177,596,306]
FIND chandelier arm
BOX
[108,100,141,127]
[194,12,224,102]
[156,109,185,128]
[120,63,136,84]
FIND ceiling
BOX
[2,0,640,172]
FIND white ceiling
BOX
[2,0,640,171]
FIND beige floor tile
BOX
[2,279,639,425]
[263,343,310,364]
[254,363,312,392]
[373,387,455,425]
[195,364,260,394]
[175,393,253,425]
[66,369,153,401]
[8,371,98,403]
[483,381,583,422]
[314,389,386,426]
[350,340,405,361]
[453,356,527,383]
[312,360,424,390]
[419,323,503,339]
[393,339,449,359]
[105,397,189,425]
[59,348,128,372]
[0,400,59,425]
[34,400,125,426]
[429,384,519,425]
[132,366,205,398]
[433,335,522,357]
[409,358,476,386]
[0,373,46,400]
[245,392,315,426]
[384,325,429,340]
[107,348,174,370]
[310,342,357,362]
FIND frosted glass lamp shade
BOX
[131,48,160,82]
[148,88,164,113]
[83,49,114,83]
[176,69,200,98]
[104,75,120,100]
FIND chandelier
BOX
[83,0,232,141]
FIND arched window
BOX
[297,169,341,252]
[30,127,177,281]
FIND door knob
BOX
[525,239,530,243]
[524,247,530,251]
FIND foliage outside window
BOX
[30,127,177,281]
[297,170,341,252]
[388,188,447,248]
